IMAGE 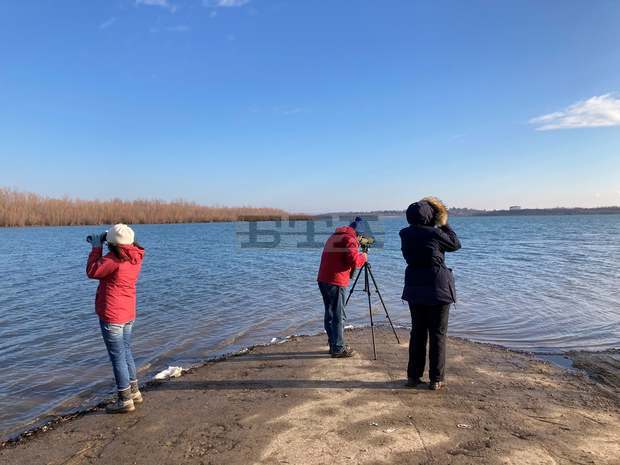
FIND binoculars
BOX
[86,232,107,244]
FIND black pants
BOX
[408,303,450,382]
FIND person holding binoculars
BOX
[86,224,145,413]
[400,198,461,391]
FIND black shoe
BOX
[429,381,446,391]
[331,346,356,358]
[405,378,424,388]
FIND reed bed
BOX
[0,188,302,227]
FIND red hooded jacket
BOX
[86,245,145,324]
[317,226,367,287]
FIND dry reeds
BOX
[0,188,301,227]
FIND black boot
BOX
[405,378,424,388]
[106,387,135,414]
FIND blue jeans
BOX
[99,320,137,391]
[318,282,346,353]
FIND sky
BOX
[0,0,619,213]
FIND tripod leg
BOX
[367,266,401,344]
[345,266,364,306]
[365,266,377,360]
[344,266,364,321]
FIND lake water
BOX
[1,215,619,439]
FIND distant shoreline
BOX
[2,210,619,229]
[3,186,619,228]
[452,206,620,217]
[329,206,620,218]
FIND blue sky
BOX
[0,0,619,213]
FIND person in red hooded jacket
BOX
[86,223,145,414]
[317,217,367,357]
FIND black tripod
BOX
[345,260,400,360]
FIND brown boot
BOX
[106,388,135,414]
[130,380,143,404]
[331,346,356,358]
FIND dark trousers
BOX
[408,303,450,382]
[318,282,346,353]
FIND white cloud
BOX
[136,0,177,12]
[204,0,250,8]
[99,17,117,30]
[530,93,620,131]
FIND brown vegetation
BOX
[0,188,303,227]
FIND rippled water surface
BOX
[1,215,619,438]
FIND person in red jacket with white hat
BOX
[86,223,145,413]
[317,217,367,358]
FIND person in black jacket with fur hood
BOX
[399,197,461,390]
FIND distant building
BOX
[509,206,521,211]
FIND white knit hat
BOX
[106,223,135,245]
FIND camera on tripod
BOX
[358,234,375,253]
[347,232,400,360]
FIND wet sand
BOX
[2,327,619,465]
[569,349,620,395]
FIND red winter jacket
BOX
[317,226,367,287]
[86,245,145,324]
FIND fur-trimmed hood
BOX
[406,196,448,226]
